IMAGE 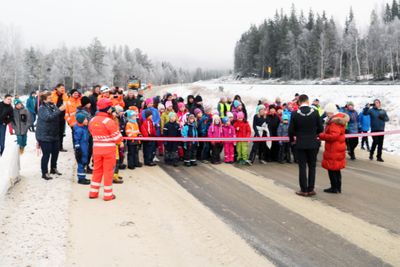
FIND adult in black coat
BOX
[249,105,270,163]
[89,85,100,116]
[36,92,66,180]
[0,94,14,155]
[289,94,323,196]
[163,115,181,166]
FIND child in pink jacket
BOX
[207,114,223,164]
[222,117,236,163]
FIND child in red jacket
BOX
[140,109,157,166]
[233,112,252,165]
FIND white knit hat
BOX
[324,103,338,115]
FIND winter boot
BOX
[184,161,191,167]
[78,179,91,185]
[190,160,197,166]
[50,169,62,175]
[42,173,53,180]
[103,194,116,201]
[86,166,93,174]
[113,174,124,184]
[19,147,25,155]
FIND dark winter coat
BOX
[319,113,349,171]
[36,102,61,142]
[197,114,211,137]
[163,121,180,151]
[12,107,32,135]
[252,115,268,137]
[277,122,290,141]
[0,101,14,125]
[73,124,89,164]
[182,122,198,145]
[123,96,137,110]
[368,107,389,132]
[267,114,281,136]
[289,106,324,149]
[344,109,359,134]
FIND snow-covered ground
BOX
[154,82,400,154]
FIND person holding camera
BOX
[368,99,389,162]
[36,91,66,180]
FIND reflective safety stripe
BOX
[104,186,113,190]
[77,173,86,176]
[90,188,99,193]
[93,143,116,147]
[102,118,111,124]
[91,181,101,186]
[104,192,113,197]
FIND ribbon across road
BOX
[123,129,400,142]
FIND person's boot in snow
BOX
[50,169,62,175]
[42,173,53,180]
[86,166,93,174]
[377,157,384,162]
[78,178,91,185]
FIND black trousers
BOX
[371,134,384,159]
[296,148,318,192]
[39,140,59,175]
[270,141,280,161]
[143,141,156,164]
[361,131,370,150]
[210,143,222,163]
[279,143,291,162]
[328,170,342,191]
[347,138,359,157]
[59,117,66,150]
[249,141,269,162]
[184,143,197,163]
[127,143,139,168]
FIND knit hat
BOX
[168,112,177,120]
[13,99,23,106]
[195,95,203,102]
[233,100,241,108]
[222,117,229,124]
[346,101,354,107]
[324,103,338,115]
[282,114,289,121]
[212,114,220,124]
[226,112,234,118]
[212,110,219,116]
[257,104,266,111]
[97,98,112,111]
[165,101,173,109]
[194,108,202,116]
[126,110,138,118]
[178,102,185,110]
[81,96,90,107]
[100,85,110,94]
[145,98,153,106]
[76,113,86,124]
[236,112,245,120]
[187,114,196,121]
[145,109,153,118]
[158,103,165,111]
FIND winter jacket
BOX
[12,107,32,135]
[368,107,389,132]
[111,95,125,108]
[222,125,236,144]
[358,108,371,132]
[267,114,281,136]
[163,121,180,151]
[289,106,324,149]
[282,109,293,122]
[51,90,68,107]
[252,115,268,137]
[344,109,359,134]
[182,122,198,145]
[89,112,123,153]
[319,113,349,171]
[208,123,223,144]
[233,121,251,138]
[141,107,160,126]
[197,114,211,137]
[36,102,61,142]
[160,111,173,132]
[73,124,89,161]
[26,95,37,114]
[177,111,188,129]
[277,123,290,142]
[0,101,14,125]
[140,118,156,137]
[123,96,137,110]
[65,97,82,127]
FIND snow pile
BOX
[0,132,20,198]
[154,83,400,154]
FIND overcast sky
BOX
[2,0,387,69]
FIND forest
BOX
[234,1,400,81]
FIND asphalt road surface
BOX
[159,150,400,267]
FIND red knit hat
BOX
[97,98,112,111]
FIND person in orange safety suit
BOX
[88,97,123,201]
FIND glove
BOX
[74,147,82,162]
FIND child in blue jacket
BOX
[73,113,91,185]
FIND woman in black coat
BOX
[267,105,281,162]
[36,92,66,180]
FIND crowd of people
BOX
[0,83,391,201]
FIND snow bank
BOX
[0,133,20,198]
